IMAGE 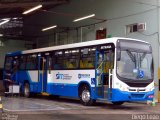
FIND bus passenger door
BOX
[96,50,104,98]
[105,50,114,100]
[39,57,47,92]
[96,49,114,99]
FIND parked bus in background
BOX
[3,37,154,105]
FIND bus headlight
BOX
[146,82,154,92]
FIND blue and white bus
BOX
[3,37,154,105]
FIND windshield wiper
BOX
[126,49,136,63]
[139,52,147,68]
[140,52,146,62]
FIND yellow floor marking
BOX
[0,104,3,109]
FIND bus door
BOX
[96,49,114,99]
[39,56,48,92]
[105,50,114,100]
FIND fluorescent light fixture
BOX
[0,18,10,26]
[0,34,3,37]
[13,17,18,20]
[42,25,57,31]
[23,5,42,15]
[73,14,95,22]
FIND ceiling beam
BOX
[0,0,69,9]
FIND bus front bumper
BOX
[110,89,154,102]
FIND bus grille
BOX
[131,94,145,98]
[125,82,150,87]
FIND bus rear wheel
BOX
[79,85,95,106]
[24,83,30,98]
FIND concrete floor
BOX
[0,96,160,120]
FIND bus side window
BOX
[80,60,84,68]
[67,60,74,68]
[48,57,52,71]
[87,60,94,68]
[80,47,95,69]
[4,57,13,72]
[26,54,37,70]
[64,49,79,69]
[12,56,19,73]
[53,51,63,70]
[19,56,26,70]
[103,51,114,74]
[105,50,115,85]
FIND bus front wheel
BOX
[79,85,95,106]
[24,83,30,98]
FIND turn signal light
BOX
[148,95,154,98]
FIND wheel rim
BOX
[24,84,29,97]
[82,90,90,103]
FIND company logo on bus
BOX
[78,74,90,79]
[56,72,72,80]
[56,72,64,79]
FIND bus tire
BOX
[79,84,95,106]
[24,83,30,98]
[112,102,124,105]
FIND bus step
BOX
[41,92,50,96]
[96,98,108,102]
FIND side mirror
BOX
[117,49,121,61]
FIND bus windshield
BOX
[117,40,153,80]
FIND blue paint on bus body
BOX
[111,89,154,102]
[5,70,155,102]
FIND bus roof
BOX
[6,37,149,56]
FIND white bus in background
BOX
[3,37,154,105]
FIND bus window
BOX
[26,54,37,70]
[64,49,79,69]
[80,47,96,69]
[19,56,26,70]
[53,51,64,70]
[4,57,13,71]
[103,51,114,74]
[48,57,52,73]
[12,56,19,73]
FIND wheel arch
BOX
[23,80,30,86]
[22,80,30,91]
[78,81,91,97]
[23,80,31,97]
